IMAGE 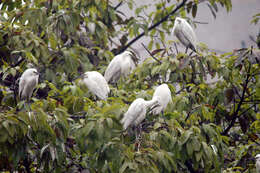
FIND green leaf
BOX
[83,121,95,137]
[180,131,193,145]
[40,143,50,158]
[186,140,193,156]
[119,161,130,173]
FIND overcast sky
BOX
[118,0,260,56]
[195,0,260,52]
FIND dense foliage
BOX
[0,0,259,172]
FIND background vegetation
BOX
[0,0,259,172]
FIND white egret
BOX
[172,17,197,53]
[19,68,39,101]
[104,51,138,84]
[121,97,159,130]
[256,154,260,173]
[81,71,110,100]
[151,84,172,115]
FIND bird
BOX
[19,68,39,101]
[172,17,197,53]
[256,154,260,173]
[150,84,172,115]
[121,97,159,131]
[104,51,138,84]
[80,71,110,100]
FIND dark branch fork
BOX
[222,63,252,135]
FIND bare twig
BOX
[141,43,161,64]
[193,20,209,24]
[11,57,25,68]
[114,1,123,10]
[174,42,179,54]
[237,104,255,118]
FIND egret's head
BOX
[256,154,260,161]
[27,68,39,77]
[75,72,88,81]
[175,17,182,24]
[123,51,132,56]
[123,50,139,64]
[82,72,89,78]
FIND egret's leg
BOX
[26,102,32,119]
[23,102,27,111]
[28,102,32,112]
[162,111,166,122]
[189,51,193,56]
[174,42,179,54]
[135,128,138,141]
[185,47,188,54]
[135,125,142,152]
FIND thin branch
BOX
[235,100,260,104]
[141,43,161,64]
[185,105,201,121]
[237,104,255,118]
[114,1,123,10]
[231,84,241,99]
[193,20,209,24]
[11,57,25,68]
[70,115,86,119]
[174,42,179,54]
[119,0,188,53]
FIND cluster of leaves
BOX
[0,0,259,172]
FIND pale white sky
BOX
[117,0,260,56]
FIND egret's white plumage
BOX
[256,154,260,173]
[82,71,110,100]
[19,68,39,101]
[121,97,159,130]
[151,84,172,115]
[104,51,138,83]
[172,17,197,52]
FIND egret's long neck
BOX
[145,96,159,108]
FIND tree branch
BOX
[185,105,201,121]
[141,43,161,64]
[222,64,251,135]
[119,0,188,53]
[114,1,123,10]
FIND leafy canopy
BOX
[0,0,259,172]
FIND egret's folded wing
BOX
[25,77,38,98]
[121,101,144,130]
[90,81,108,100]
[97,74,110,94]
[104,59,121,83]
[181,22,197,48]
[18,77,26,99]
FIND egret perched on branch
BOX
[256,154,260,173]
[172,17,197,53]
[80,71,110,100]
[104,51,138,84]
[121,97,159,131]
[19,68,39,101]
[151,84,172,115]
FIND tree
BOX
[0,0,259,172]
